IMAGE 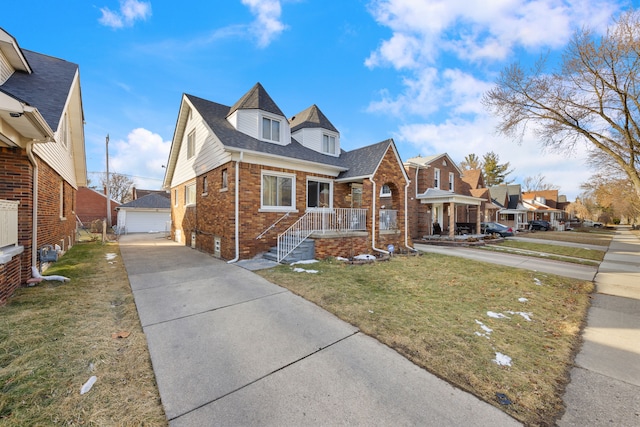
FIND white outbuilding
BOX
[116,193,171,234]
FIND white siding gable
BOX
[227,109,291,146]
[0,52,13,85]
[291,128,340,157]
[171,108,230,187]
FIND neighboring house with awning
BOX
[405,154,486,238]
[489,184,529,230]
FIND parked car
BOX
[582,219,604,228]
[528,220,551,231]
[480,222,514,237]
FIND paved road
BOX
[119,233,519,426]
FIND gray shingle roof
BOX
[337,139,392,180]
[187,94,348,169]
[289,104,338,133]
[1,49,78,131]
[118,193,171,209]
[227,82,285,118]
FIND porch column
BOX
[449,201,455,238]
[476,205,481,235]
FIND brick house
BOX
[162,83,411,262]
[76,187,120,227]
[404,154,486,239]
[489,184,529,230]
[0,28,86,304]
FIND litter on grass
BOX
[292,267,319,274]
[487,311,510,319]
[80,376,97,395]
[493,352,512,366]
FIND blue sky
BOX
[4,0,638,199]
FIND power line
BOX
[87,171,163,182]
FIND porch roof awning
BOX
[417,188,483,206]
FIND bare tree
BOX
[483,10,640,199]
[582,172,640,223]
[522,174,560,192]
[100,173,134,204]
[459,153,482,171]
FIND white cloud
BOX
[367,0,620,67]
[99,0,152,29]
[241,0,287,47]
[109,128,170,189]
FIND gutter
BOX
[404,179,415,252]
[227,151,243,263]
[368,177,389,256]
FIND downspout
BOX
[227,151,243,263]
[404,179,415,251]
[368,177,389,256]
[26,142,38,269]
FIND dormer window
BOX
[322,134,336,154]
[262,117,280,142]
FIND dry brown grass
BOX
[259,254,594,426]
[0,241,166,426]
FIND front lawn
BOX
[258,254,593,426]
[482,240,606,265]
[0,241,166,426]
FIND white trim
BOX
[434,168,440,189]
[261,170,296,211]
[306,177,333,209]
[449,172,455,192]
[260,113,282,143]
[380,184,392,197]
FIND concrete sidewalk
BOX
[559,227,640,426]
[413,242,598,281]
[119,234,519,426]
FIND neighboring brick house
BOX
[522,189,568,229]
[76,187,120,227]
[459,169,500,224]
[162,83,411,262]
[0,28,86,304]
[404,154,486,238]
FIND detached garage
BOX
[116,193,171,234]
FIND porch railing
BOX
[277,208,367,262]
[0,200,19,249]
[379,209,398,230]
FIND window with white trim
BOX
[262,172,294,209]
[202,176,208,195]
[185,183,196,205]
[187,130,195,159]
[380,184,391,197]
[434,168,440,188]
[221,169,228,190]
[307,179,332,208]
[322,134,336,154]
[449,172,455,191]
[262,117,281,142]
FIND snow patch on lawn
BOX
[493,352,512,366]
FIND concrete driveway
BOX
[119,233,519,426]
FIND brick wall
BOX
[314,235,369,259]
[0,148,77,304]
[76,187,120,225]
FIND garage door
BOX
[124,211,170,233]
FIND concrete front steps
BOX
[263,239,315,264]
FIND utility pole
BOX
[106,134,112,228]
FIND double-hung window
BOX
[380,184,391,197]
[262,117,280,142]
[449,172,455,191]
[262,172,294,210]
[307,179,331,208]
[434,168,440,189]
[322,134,335,154]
